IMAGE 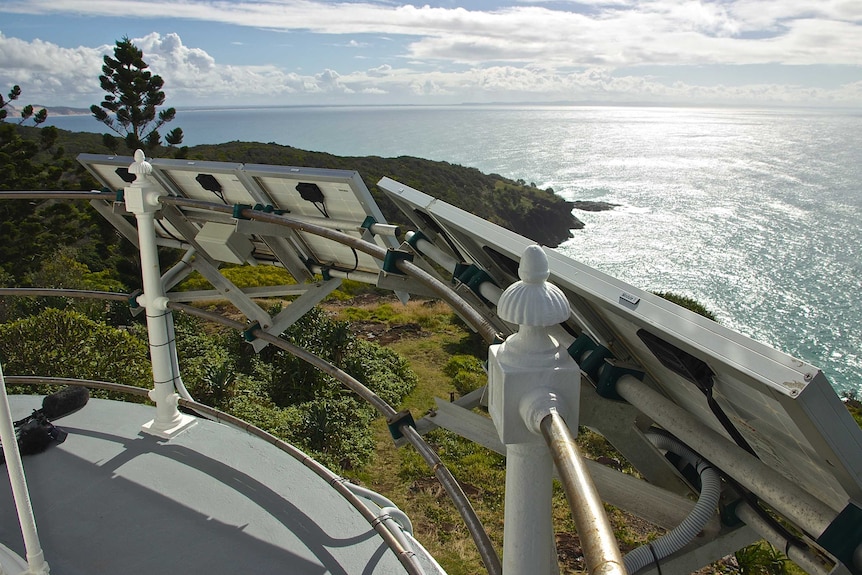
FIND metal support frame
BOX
[0,362,50,575]
[123,151,196,438]
[614,374,862,572]
[158,204,274,329]
[247,278,342,352]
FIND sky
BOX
[1,0,861,109]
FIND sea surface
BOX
[47,105,862,396]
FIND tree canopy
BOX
[90,37,183,152]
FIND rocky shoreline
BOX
[572,200,620,212]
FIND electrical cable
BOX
[156,219,184,244]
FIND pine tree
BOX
[90,37,183,152]
[0,85,47,126]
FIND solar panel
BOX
[78,154,400,278]
[377,176,862,514]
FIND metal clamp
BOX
[387,409,416,441]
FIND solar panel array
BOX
[378,176,862,514]
[78,154,399,278]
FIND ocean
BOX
[46,105,862,396]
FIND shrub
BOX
[0,307,150,389]
[735,542,790,575]
[654,291,718,321]
[176,264,295,291]
[443,354,486,396]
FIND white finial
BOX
[518,244,551,284]
[129,149,152,176]
[497,245,569,327]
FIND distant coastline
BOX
[7,104,90,117]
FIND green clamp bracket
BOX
[719,498,745,528]
[115,189,125,203]
[816,502,862,574]
[233,203,253,219]
[568,334,612,380]
[128,289,142,309]
[254,203,274,213]
[405,230,428,249]
[251,203,287,215]
[567,333,597,362]
[595,359,644,401]
[383,249,414,275]
[242,321,261,342]
[360,216,378,235]
[387,409,416,441]
[454,263,497,305]
[321,267,332,281]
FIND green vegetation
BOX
[176,264,296,291]
[843,393,862,428]
[0,301,416,471]
[188,141,581,247]
[443,354,487,397]
[654,290,719,321]
[3,58,858,575]
[91,37,184,153]
[734,541,799,575]
[0,307,151,389]
[1,85,47,126]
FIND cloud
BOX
[0,32,103,102]
[3,0,861,69]
[1,0,861,107]
[0,32,366,105]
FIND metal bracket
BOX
[387,409,416,441]
[816,503,862,574]
[382,249,414,276]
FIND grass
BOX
[327,292,667,574]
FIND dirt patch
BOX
[351,321,425,344]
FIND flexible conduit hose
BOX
[624,433,721,574]
[345,481,414,535]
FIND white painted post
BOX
[0,362,49,575]
[488,245,581,575]
[124,150,196,438]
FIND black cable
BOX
[702,386,758,458]
[312,201,329,218]
[349,247,359,272]
[156,219,184,244]
[648,543,663,575]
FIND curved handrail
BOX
[5,376,425,575]
[169,301,502,575]
[0,287,503,575]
